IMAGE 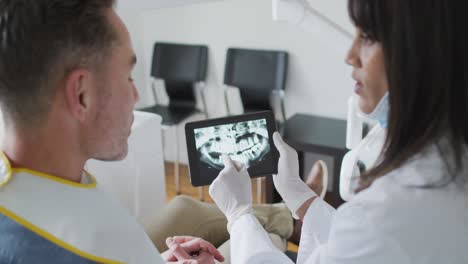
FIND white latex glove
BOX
[273,132,316,219]
[209,154,254,232]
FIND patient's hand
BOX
[161,236,224,263]
[165,251,214,264]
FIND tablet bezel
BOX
[185,111,279,187]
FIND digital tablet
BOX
[185,111,279,187]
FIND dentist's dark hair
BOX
[0,0,116,128]
[348,0,468,191]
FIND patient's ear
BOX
[63,69,93,122]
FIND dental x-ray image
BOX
[186,111,278,186]
[194,119,270,169]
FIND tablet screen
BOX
[185,111,279,186]
[194,118,270,169]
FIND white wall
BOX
[116,4,151,108]
[120,0,355,163]
[138,0,353,119]
[116,0,227,108]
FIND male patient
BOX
[0,0,223,263]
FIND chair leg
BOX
[198,186,205,201]
[256,177,262,204]
[174,126,181,195]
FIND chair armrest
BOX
[151,78,170,106]
[224,85,244,115]
[270,89,287,123]
[194,81,209,117]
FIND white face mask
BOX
[358,91,389,128]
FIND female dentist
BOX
[209,0,468,263]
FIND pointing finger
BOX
[222,154,234,168]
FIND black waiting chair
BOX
[139,42,208,198]
[224,47,288,125]
[223,47,289,203]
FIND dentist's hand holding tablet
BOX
[209,132,318,229]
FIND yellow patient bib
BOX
[0,152,164,264]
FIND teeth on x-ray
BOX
[195,119,270,169]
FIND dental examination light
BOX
[272,0,385,201]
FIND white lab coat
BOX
[230,143,468,263]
